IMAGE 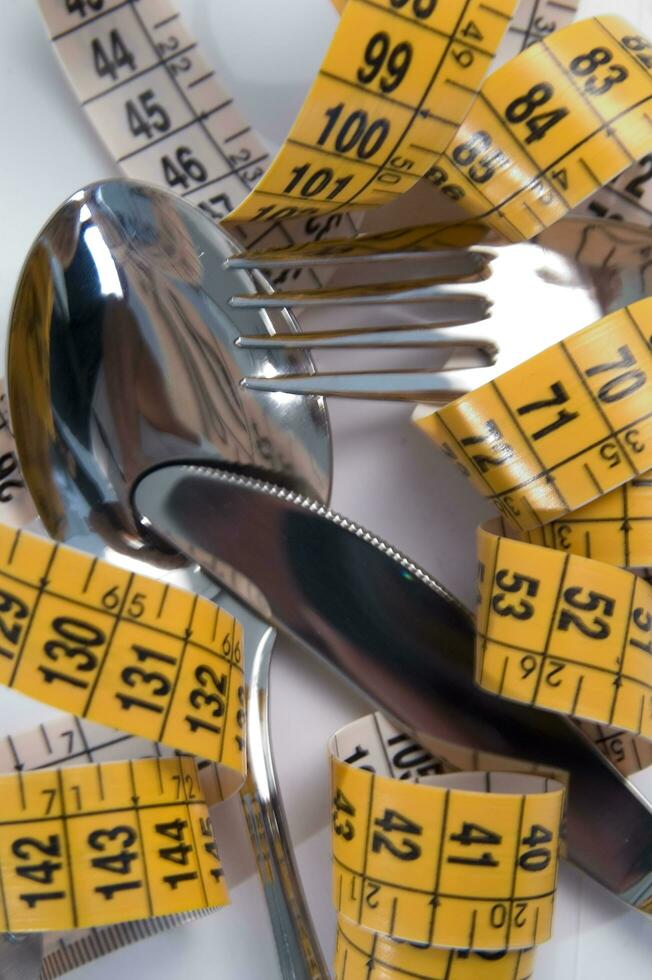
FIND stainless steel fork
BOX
[226,217,652,402]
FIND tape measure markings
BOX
[330,716,564,952]
[334,919,535,980]
[475,521,652,737]
[223,0,521,223]
[38,0,342,288]
[577,154,652,225]
[39,907,216,980]
[42,0,268,204]
[419,296,652,531]
[524,469,652,570]
[0,756,224,932]
[0,523,246,768]
[33,0,652,974]
[439,17,652,239]
[576,719,652,775]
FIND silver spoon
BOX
[8,179,331,980]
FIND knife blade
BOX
[132,461,652,912]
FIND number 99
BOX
[357,32,413,94]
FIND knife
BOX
[132,461,652,913]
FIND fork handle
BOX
[240,623,329,980]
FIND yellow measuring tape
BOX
[220,3,652,251]
[0,521,244,932]
[415,291,652,740]
[13,0,652,975]
[0,523,245,768]
[330,715,564,958]
[0,756,225,932]
[224,0,522,224]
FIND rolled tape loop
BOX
[224,0,522,225]
[416,296,652,531]
[330,714,564,962]
[0,523,246,771]
[218,2,652,250]
[442,16,652,240]
[0,756,226,932]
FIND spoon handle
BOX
[212,595,329,980]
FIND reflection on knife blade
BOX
[132,462,652,912]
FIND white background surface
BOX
[1,1,652,978]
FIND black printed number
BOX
[317,104,390,160]
[0,588,29,657]
[570,47,629,96]
[425,163,464,200]
[448,822,501,868]
[585,345,646,403]
[452,131,505,184]
[624,154,652,200]
[13,835,65,908]
[519,824,553,872]
[89,826,142,900]
[557,588,615,640]
[461,420,514,473]
[161,147,208,189]
[185,665,228,738]
[92,30,136,81]
[516,381,579,440]
[371,809,422,861]
[357,32,413,93]
[630,607,652,655]
[622,36,652,70]
[126,90,171,140]
[198,193,233,221]
[504,84,568,144]
[115,644,176,715]
[332,788,355,842]
[0,451,23,503]
[390,0,437,17]
[492,569,540,621]
[283,164,354,201]
[39,617,106,691]
[156,818,199,889]
[66,0,103,16]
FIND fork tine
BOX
[236,320,496,352]
[240,366,496,402]
[227,244,496,270]
[230,279,491,309]
[225,222,496,268]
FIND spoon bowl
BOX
[7,179,331,565]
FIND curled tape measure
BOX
[215,1,652,249]
[0,520,244,931]
[13,0,652,976]
[0,522,246,769]
[330,714,564,963]
[0,756,225,932]
[414,286,652,804]
[0,706,229,978]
